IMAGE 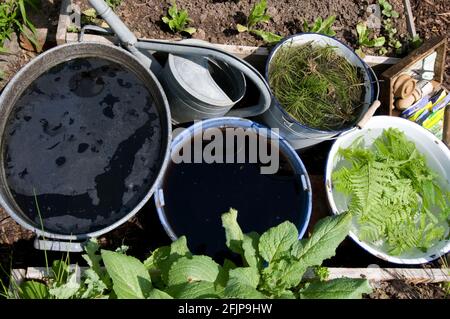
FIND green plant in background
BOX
[355,22,385,57]
[378,0,399,18]
[268,42,364,131]
[162,1,196,35]
[378,0,402,54]
[302,16,336,37]
[236,0,282,44]
[2,209,373,299]
[105,0,122,9]
[0,0,39,53]
[332,128,450,256]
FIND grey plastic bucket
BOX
[0,42,172,252]
[154,117,313,244]
[260,33,379,150]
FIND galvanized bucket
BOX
[159,40,247,124]
[260,33,380,150]
[88,0,272,122]
[0,42,172,252]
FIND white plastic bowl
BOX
[325,116,450,264]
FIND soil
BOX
[75,0,408,55]
[369,280,448,299]
[411,0,450,89]
[0,0,62,90]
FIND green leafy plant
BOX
[332,128,450,256]
[0,0,39,53]
[378,0,399,18]
[3,210,373,299]
[105,0,122,9]
[378,0,402,54]
[355,22,385,57]
[268,42,364,131]
[236,0,282,44]
[162,1,196,35]
[302,16,336,37]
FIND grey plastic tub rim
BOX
[154,117,313,241]
[0,41,172,242]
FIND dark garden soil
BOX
[0,0,62,90]
[76,0,408,53]
[411,0,450,89]
[369,280,448,299]
[0,0,449,299]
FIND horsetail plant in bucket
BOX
[268,42,365,131]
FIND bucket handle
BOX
[356,100,381,129]
[88,0,272,118]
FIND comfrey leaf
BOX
[292,212,351,278]
[224,278,267,299]
[260,258,303,295]
[221,209,262,268]
[299,278,372,299]
[228,267,260,289]
[259,221,298,263]
[147,288,173,299]
[167,255,220,286]
[166,281,220,299]
[222,208,244,254]
[101,250,152,299]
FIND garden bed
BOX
[0,0,449,299]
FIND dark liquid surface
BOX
[3,58,163,235]
[162,130,308,261]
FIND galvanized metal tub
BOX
[0,42,172,251]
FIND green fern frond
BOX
[333,129,449,255]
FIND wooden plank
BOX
[56,0,73,45]
[444,105,450,148]
[403,0,417,37]
[305,268,449,283]
[8,269,26,297]
[19,266,450,283]
[380,36,447,115]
